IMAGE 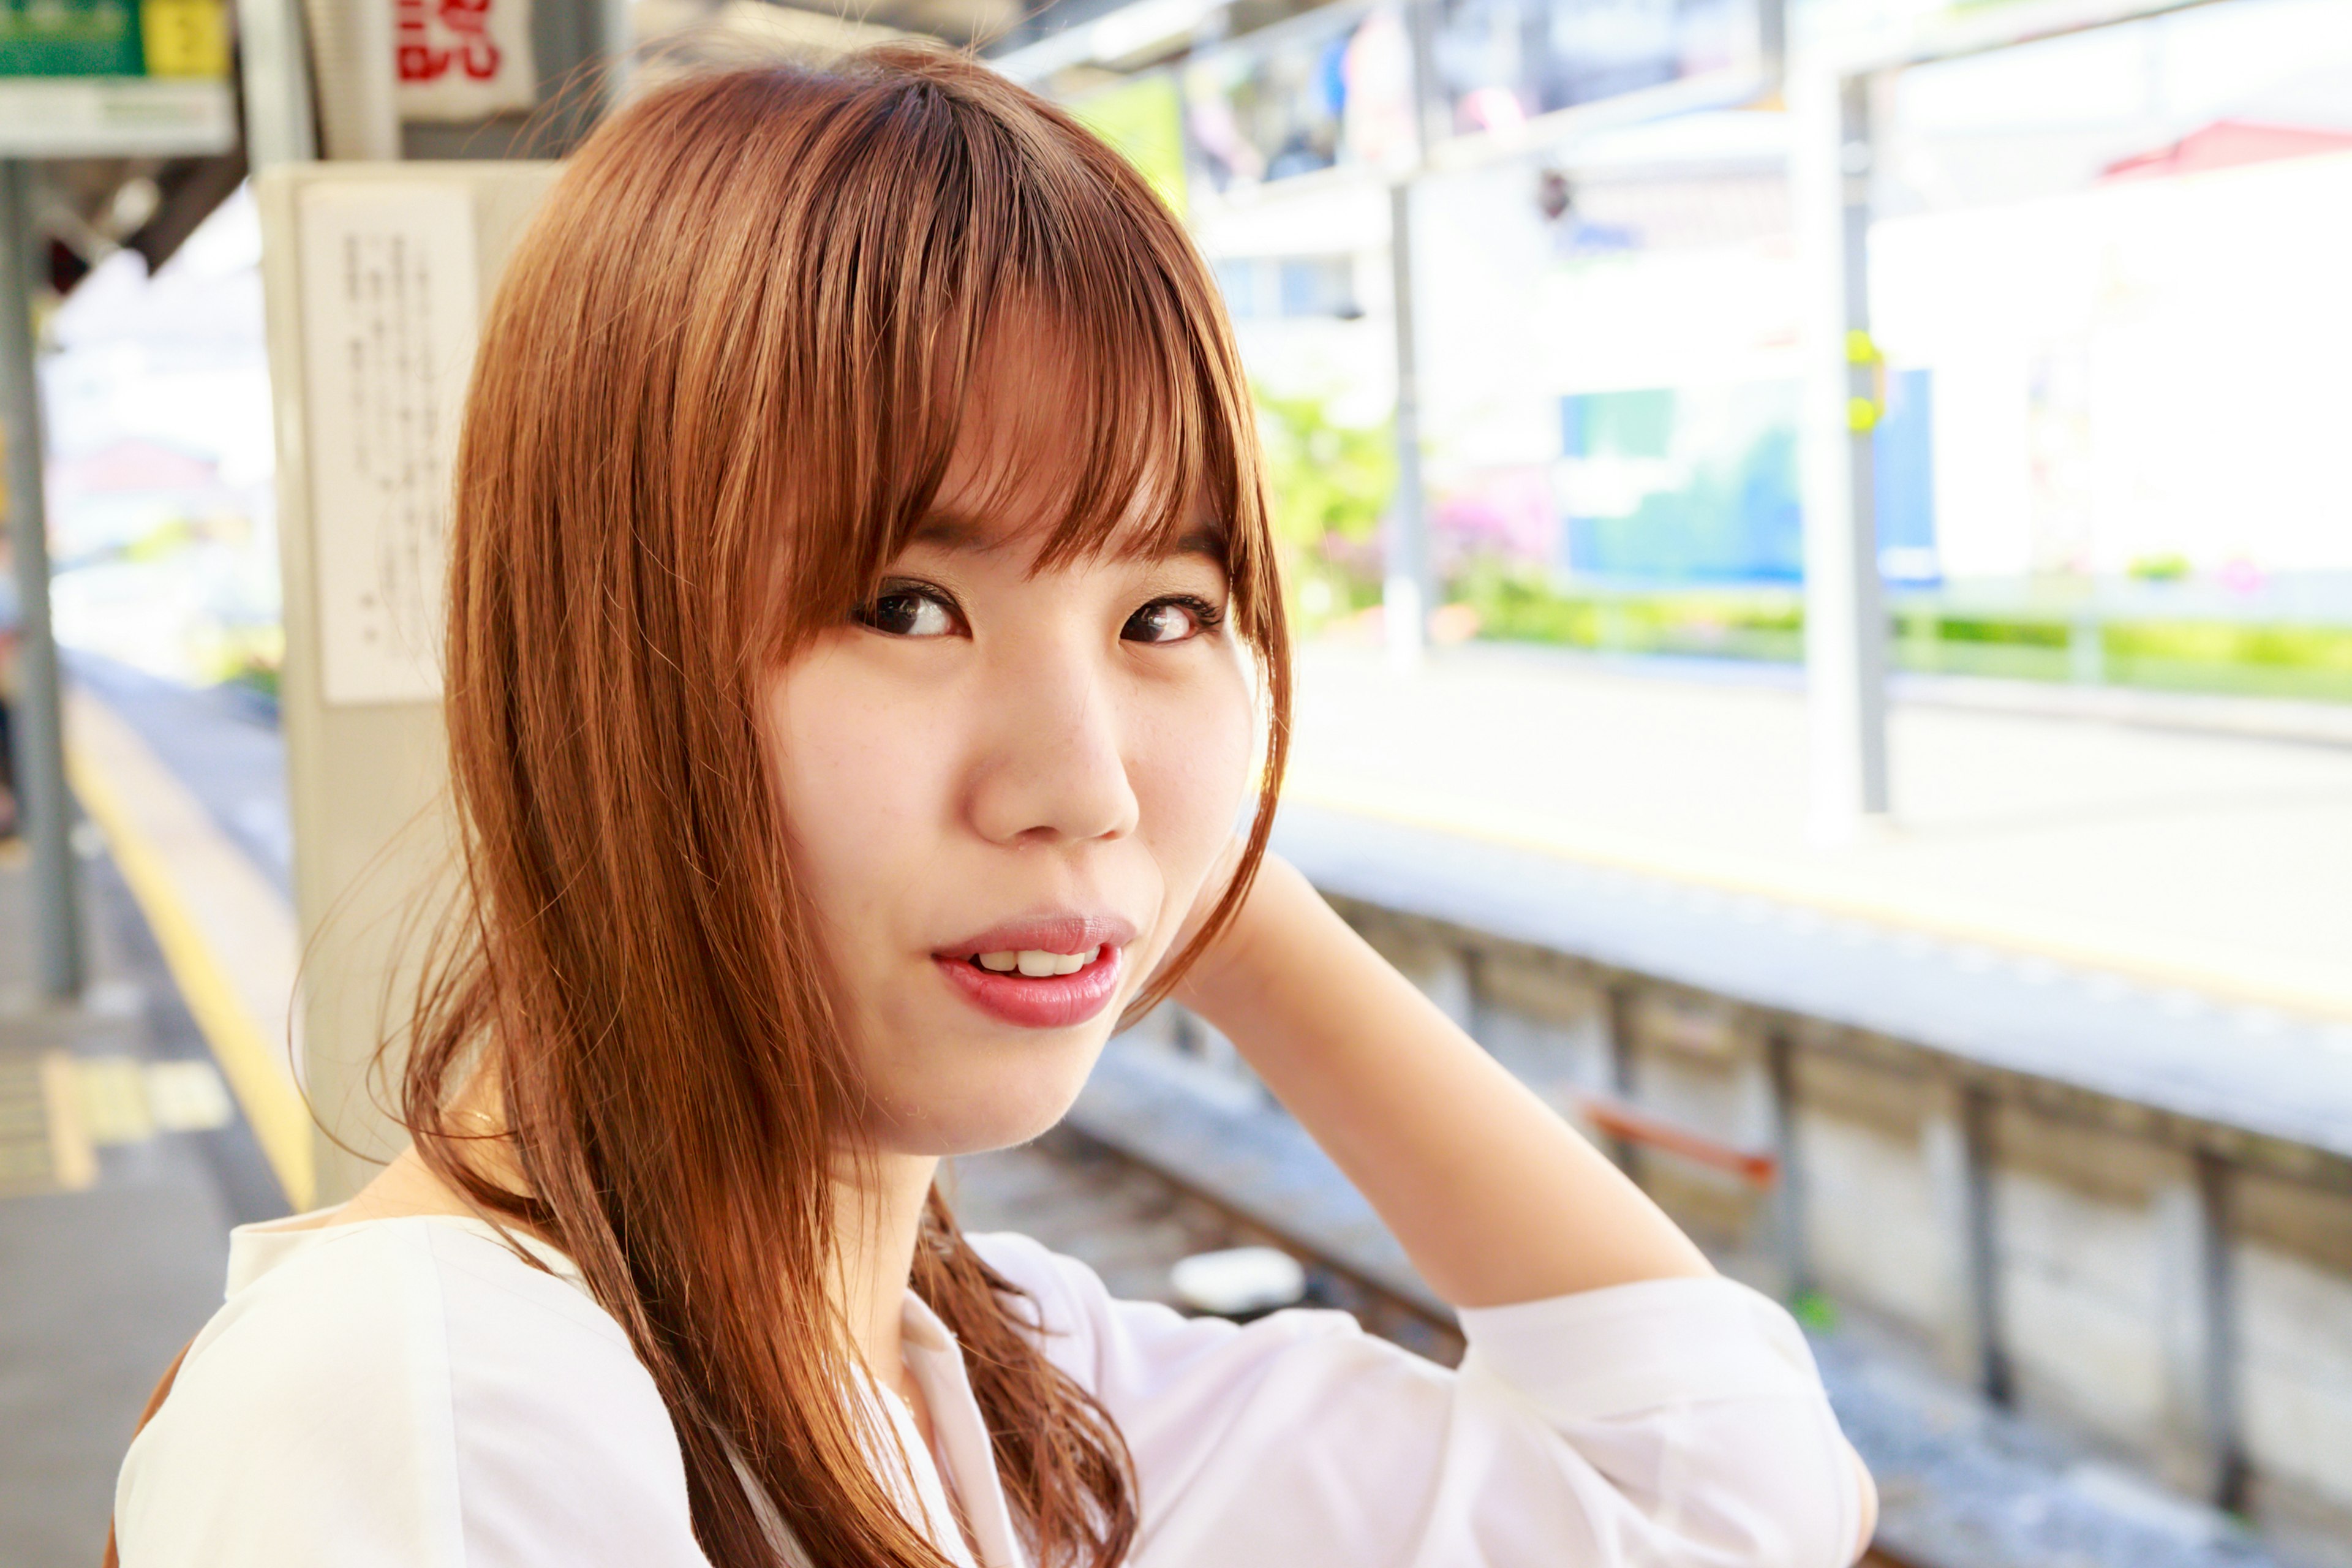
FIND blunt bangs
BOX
[671,46,1274,652]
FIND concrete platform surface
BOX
[0,846,283,1567]
[1284,643,2352,1023]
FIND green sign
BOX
[0,1,226,80]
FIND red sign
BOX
[395,0,535,119]
[398,0,501,85]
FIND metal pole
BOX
[1793,66,1890,837]
[236,0,320,170]
[302,0,399,160]
[1385,178,1428,669]
[1,159,83,998]
[601,0,636,102]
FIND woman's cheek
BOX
[1144,664,1258,880]
[771,654,955,918]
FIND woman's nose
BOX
[965,650,1140,847]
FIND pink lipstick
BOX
[933,913,1137,1030]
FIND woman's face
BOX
[764,353,1257,1157]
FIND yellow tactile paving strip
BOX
[0,1053,60,1195]
[43,1052,97,1190]
[65,692,312,1208]
[0,1048,237,1199]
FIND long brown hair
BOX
[396,42,1290,1568]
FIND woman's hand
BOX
[1153,850,1715,1308]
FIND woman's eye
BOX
[1122,597,1221,645]
[854,587,960,638]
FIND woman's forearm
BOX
[1177,854,1713,1309]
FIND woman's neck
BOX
[831,1149,943,1409]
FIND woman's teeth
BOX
[974,947,1101,977]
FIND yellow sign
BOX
[141,0,228,80]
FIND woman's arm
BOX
[1169,851,1879,1561]
[1176,852,1714,1310]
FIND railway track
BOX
[953,1097,2246,1568]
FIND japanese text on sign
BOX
[296,182,480,706]
[396,0,535,121]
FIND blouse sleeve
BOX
[971,1232,1864,1568]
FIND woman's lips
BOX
[934,945,1125,1029]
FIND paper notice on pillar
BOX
[396,0,538,121]
[296,183,480,707]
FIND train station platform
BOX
[2,645,2338,1567]
[0,829,283,1559]
[1284,641,2352,1027]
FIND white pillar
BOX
[1385,179,1428,670]
[1792,65,1890,837]
[603,0,638,101]
[302,0,401,161]
[235,0,318,169]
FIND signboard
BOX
[1181,3,1417,196]
[256,163,560,1204]
[0,0,233,156]
[0,0,225,76]
[396,0,539,122]
[1167,0,1774,200]
[1428,0,1772,137]
[293,181,481,705]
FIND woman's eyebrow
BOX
[1167,522,1227,560]
[910,513,993,551]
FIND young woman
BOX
[114,46,1875,1568]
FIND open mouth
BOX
[935,943,1124,1028]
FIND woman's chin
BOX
[864,1054,1101,1159]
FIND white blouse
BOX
[116,1212,1866,1567]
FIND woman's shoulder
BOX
[116,1217,703,1566]
[181,1213,646,1395]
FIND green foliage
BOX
[1452,562,1803,662]
[2106,620,2352,671]
[1791,1291,1840,1333]
[225,657,280,701]
[1934,616,2070,649]
[1256,390,1395,554]
[123,517,201,563]
[1459,567,1604,646]
[1438,568,2352,703]
[2128,553,2193,582]
[1071,75,1188,219]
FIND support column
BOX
[601,0,637,99]
[235,0,318,169]
[1,160,83,999]
[1793,66,1890,835]
[1764,1025,1811,1300]
[1385,179,1429,669]
[1601,982,1643,1177]
[1923,1077,2007,1400]
[2155,1151,2248,1506]
[301,0,399,161]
